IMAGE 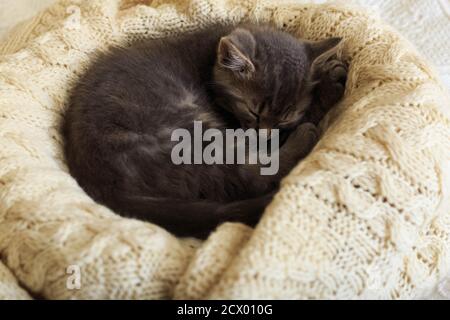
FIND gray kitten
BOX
[63,24,347,238]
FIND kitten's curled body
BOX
[64,24,347,238]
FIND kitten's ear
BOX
[307,37,342,78]
[218,28,256,75]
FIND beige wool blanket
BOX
[0,0,449,300]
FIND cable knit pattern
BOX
[0,261,31,299]
[0,0,449,299]
[348,0,450,90]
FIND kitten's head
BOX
[213,25,341,133]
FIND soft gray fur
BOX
[63,24,347,238]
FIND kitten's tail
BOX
[113,193,275,238]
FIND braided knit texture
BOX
[0,0,449,299]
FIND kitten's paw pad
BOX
[316,59,348,110]
[325,60,348,84]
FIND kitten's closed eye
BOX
[234,101,258,128]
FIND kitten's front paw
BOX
[315,59,348,111]
[285,122,319,158]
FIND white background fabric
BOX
[0,0,55,38]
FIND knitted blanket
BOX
[0,0,449,299]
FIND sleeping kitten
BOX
[63,24,347,238]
